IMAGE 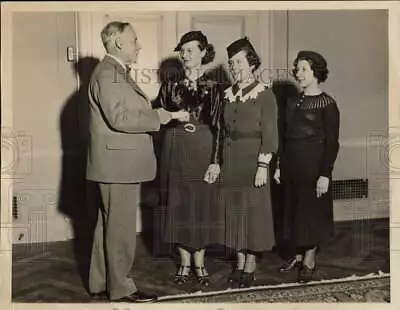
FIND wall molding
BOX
[0,9,13,305]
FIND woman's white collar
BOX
[224,81,271,103]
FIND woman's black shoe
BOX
[228,269,243,286]
[279,257,302,273]
[298,264,316,283]
[239,272,256,288]
[194,266,210,287]
[174,265,191,285]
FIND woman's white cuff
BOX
[258,153,272,164]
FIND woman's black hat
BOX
[226,37,256,59]
[174,31,208,51]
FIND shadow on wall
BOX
[270,78,300,258]
[58,56,101,292]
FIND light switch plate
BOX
[67,46,75,62]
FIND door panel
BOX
[192,15,245,66]
[78,11,277,233]
[103,13,167,100]
[179,12,274,84]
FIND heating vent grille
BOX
[12,195,19,219]
[332,179,368,200]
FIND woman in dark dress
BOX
[156,31,225,287]
[275,51,340,282]
[206,37,278,288]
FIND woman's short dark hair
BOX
[292,50,329,83]
[243,47,261,72]
[198,42,216,65]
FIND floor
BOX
[12,218,389,303]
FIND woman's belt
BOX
[285,136,324,144]
[226,130,261,141]
[165,120,209,129]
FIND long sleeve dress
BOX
[278,92,340,247]
[219,80,278,252]
[155,69,226,250]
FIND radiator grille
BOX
[332,179,368,200]
[12,195,19,219]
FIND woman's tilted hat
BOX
[296,51,327,68]
[174,31,208,51]
[226,37,256,59]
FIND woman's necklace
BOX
[184,66,205,91]
[181,66,205,133]
[298,85,322,107]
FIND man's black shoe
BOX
[89,291,108,302]
[90,291,107,296]
[112,291,158,303]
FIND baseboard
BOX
[333,199,389,222]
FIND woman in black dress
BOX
[156,31,225,287]
[275,51,340,282]
[206,37,278,288]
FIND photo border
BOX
[1,1,399,310]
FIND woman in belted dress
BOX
[206,37,278,288]
[275,51,340,283]
[155,31,227,287]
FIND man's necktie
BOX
[125,65,151,106]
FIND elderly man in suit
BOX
[87,21,188,303]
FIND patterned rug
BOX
[158,272,390,303]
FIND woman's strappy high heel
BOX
[174,265,191,285]
[194,266,210,287]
